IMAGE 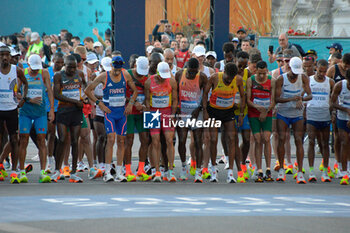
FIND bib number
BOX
[216,97,233,108]
[152,95,170,108]
[253,97,270,108]
[136,94,145,104]
[62,90,80,101]
[0,90,13,103]
[109,95,126,107]
[27,88,42,99]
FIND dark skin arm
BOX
[192,72,208,119]
[124,71,138,116]
[53,72,83,109]
[175,70,184,115]
[17,67,28,108]
[42,69,55,122]
[235,74,245,126]
[326,65,335,80]
[170,77,178,116]
[203,73,217,120]
[144,78,151,111]
[331,81,350,127]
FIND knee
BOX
[106,135,115,145]
[254,135,262,144]
[209,136,217,145]
[308,138,315,147]
[227,134,235,143]
[117,137,125,146]
[294,136,303,145]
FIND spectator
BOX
[330,52,342,66]
[18,40,28,61]
[105,46,112,57]
[146,45,154,57]
[26,32,44,58]
[60,29,68,40]
[176,37,190,68]
[7,35,18,47]
[305,49,317,65]
[241,39,251,53]
[92,28,109,48]
[105,28,111,40]
[161,34,170,47]
[43,35,52,46]
[59,41,70,55]
[105,39,112,47]
[232,37,239,50]
[83,37,94,52]
[327,43,343,55]
[93,41,105,61]
[152,20,175,41]
[129,54,139,68]
[86,52,99,71]
[248,34,256,47]
[175,32,184,44]
[268,32,301,63]
[71,36,81,49]
[50,43,57,55]
[236,28,247,50]
[154,41,162,48]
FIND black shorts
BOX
[56,110,83,127]
[89,114,95,130]
[47,112,57,124]
[0,109,18,135]
[94,115,104,124]
[207,105,235,123]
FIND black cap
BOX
[237,28,246,34]
[305,49,317,56]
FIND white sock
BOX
[105,164,111,173]
[48,156,53,164]
[211,165,216,173]
[116,165,122,175]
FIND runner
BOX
[275,57,312,183]
[176,58,207,183]
[84,56,138,182]
[0,46,28,184]
[164,48,179,76]
[203,63,245,183]
[247,60,275,182]
[306,59,334,182]
[125,56,151,182]
[331,69,350,185]
[215,42,235,71]
[18,54,54,183]
[144,62,178,182]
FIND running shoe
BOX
[136,171,151,181]
[59,169,65,180]
[110,163,116,175]
[334,163,339,174]
[163,171,169,181]
[69,174,83,183]
[103,172,114,183]
[125,172,137,182]
[340,174,349,185]
[0,171,4,181]
[88,168,100,180]
[210,169,218,182]
[293,162,306,173]
[187,157,192,165]
[3,160,11,170]
[336,170,345,179]
[241,164,249,180]
[237,171,246,183]
[0,164,8,177]
[321,172,331,182]
[179,165,188,181]
[144,164,151,174]
[10,173,20,184]
[114,173,127,182]
[276,169,286,182]
[251,168,258,180]
[51,170,60,182]
[224,162,229,170]
[45,163,52,174]
[264,169,274,182]
[202,168,211,179]
[327,167,335,179]
[308,170,317,182]
[296,172,306,184]
[319,159,324,171]
[255,172,264,183]
[83,162,89,171]
[152,171,162,182]
[39,171,51,183]
[168,170,177,182]
[285,165,294,174]
[19,171,28,183]
[249,165,256,176]
[226,173,236,183]
[194,171,203,183]
[63,166,70,177]
[25,164,33,173]
[77,162,85,172]
[274,161,280,171]
[190,161,196,176]
[217,155,226,164]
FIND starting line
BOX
[1,194,350,222]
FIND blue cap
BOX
[327,43,343,51]
[112,56,125,68]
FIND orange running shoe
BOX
[63,166,70,178]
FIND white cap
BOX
[157,62,171,79]
[28,54,43,70]
[51,43,57,47]
[289,57,303,75]
[101,57,112,71]
[93,41,102,48]
[192,45,206,57]
[86,52,99,64]
[205,51,217,59]
[232,37,239,42]
[10,47,20,56]
[136,56,149,76]
[30,32,40,42]
[146,45,154,54]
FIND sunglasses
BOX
[112,60,124,66]
[303,56,314,61]
[284,59,290,62]
[277,59,284,62]
[81,58,87,61]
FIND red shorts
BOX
[149,107,175,136]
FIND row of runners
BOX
[0,43,350,185]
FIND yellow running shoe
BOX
[190,161,196,176]
[327,167,335,179]
[19,171,28,183]
[286,165,294,174]
[10,173,20,184]
[319,159,324,171]
[340,175,349,185]
[237,171,246,183]
[126,172,137,182]
[201,168,211,180]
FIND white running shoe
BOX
[114,174,127,182]
[179,165,188,181]
[187,157,192,165]
[224,162,229,170]
[50,170,60,182]
[103,173,114,182]
[296,172,306,184]
[308,170,317,182]
[77,162,85,172]
[276,169,286,182]
[210,169,218,182]
[194,171,203,183]
[88,168,99,180]
[226,173,236,183]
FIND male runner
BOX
[306,59,334,182]
[18,54,54,183]
[0,46,28,183]
[247,61,275,182]
[215,42,235,71]
[84,56,138,182]
[275,57,312,183]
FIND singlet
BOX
[45,66,58,113]
[58,70,83,113]
[176,50,190,68]
[209,72,237,110]
[20,68,46,117]
[277,73,303,118]
[103,70,127,110]
[149,75,172,109]
[306,75,331,121]
[0,64,18,111]
[234,68,249,116]
[179,69,202,114]
[127,69,148,115]
[248,75,272,118]
[337,80,350,121]
[334,64,345,83]
[219,60,225,72]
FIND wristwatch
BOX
[95,100,100,105]
[23,97,30,102]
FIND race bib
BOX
[62,89,80,101]
[152,95,170,108]
[181,100,198,111]
[216,97,233,108]
[234,94,240,104]
[136,94,145,104]
[0,90,13,103]
[109,94,126,107]
[253,97,270,108]
[27,88,42,99]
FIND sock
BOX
[105,164,111,173]
[116,165,122,176]
[138,162,145,173]
[211,165,216,172]
[228,169,233,175]
[309,167,314,172]
[125,164,131,174]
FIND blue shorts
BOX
[306,120,330,130]
[277,114,303,127]
[337,119,350,133]
[19,115,47,134]
[104,110,127,136]
[234,115,250,131]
